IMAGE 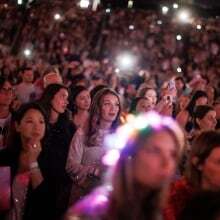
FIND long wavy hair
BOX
[39,83,70,122]
[87,88,121,145]
[105,119,184,220]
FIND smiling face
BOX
[75,90,91,111]
[100,93,120,124]
[133,130,177,188]
[16,109,46,150]
[51,88,69,114]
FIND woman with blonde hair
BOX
[66,111,184,220]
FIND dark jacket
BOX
[0,113,76,220]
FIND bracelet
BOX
[29,162,39,170]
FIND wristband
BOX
[29,162,39,170]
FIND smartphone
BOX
[167,79,176,91]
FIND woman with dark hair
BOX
[39,84,76,219]
[175,76,186,97]
[176,90,208,132]
[164,130,220,220]
[65,112,184,220]
[0,77,14,149]
[136,87,157,108]
[66,88,121,203]
[0,102,49,220]
[90,85,107,101]
[190,105,217,139]
[129,97,153,114]
[68,85,91,131]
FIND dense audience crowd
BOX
[0,1,220,220]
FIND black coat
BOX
[31,114,76,220]
[0,114,76,220]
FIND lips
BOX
[32,132,42,138]
[109,113,117,118]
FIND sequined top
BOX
[66,128,109,179]
[6,172,30,220]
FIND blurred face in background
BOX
[195,96,208,106]
[75,90,91,111]
[43,72,63,88]
[201,147,220,191]
[175,79,185,93]
[206,86,215,105]
[144,89,157,106]
[196,110,217,130]
[136,98,153,113]
[133,130,178,188]
[178,95,190,111]
[214,103,220,120]
[22,69,34,83]
[0,81,14,107]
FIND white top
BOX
[15,82,35,103]
[66,128,108,178]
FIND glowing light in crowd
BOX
[23,49,32,58]
[115,68,120,74]
[117,53,136,70]
[79,0,90,9]
[129,25,134,30]
[94,194,108,205]
[177,67,182,73]
[162,6,169,15]
[17,0,23,5]
[177,10,191,23]
[102,149,120,166]
[103,111,177,167]
[196,24,202,30]
[128,0,133,8]
[105,8,111,13]
[54,13,61,20]
[157,20,163,25]
[176,34,182,41]
[92,0,100,11]
[173,3,179,9]
[4,3,8,8]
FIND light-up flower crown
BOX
[102,111,184,166]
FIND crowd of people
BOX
[0,0,220,220]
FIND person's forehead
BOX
[46,73,60,80]
[103,93,118,100]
